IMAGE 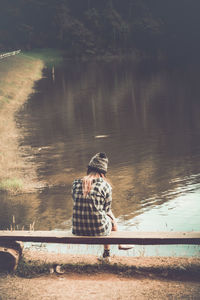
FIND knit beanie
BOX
[88,152,108,174]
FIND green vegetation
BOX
[24,48,63,67]
[15,257,52,278]
[0,49,62,193]
[0,54,41,108]
[0,178,23,193]
[1,1,200,58]
[0,52,45,193]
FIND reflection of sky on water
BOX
[25,241,200,258]
[118,186,200,232]
[26,187,200,257]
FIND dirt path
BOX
[0,273,200,300]
[1,252,200,299]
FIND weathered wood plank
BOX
[0,231,200,245]
[0,241,23,271]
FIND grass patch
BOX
[15,257,133,278]
[0,97,9,105]
[0,49,63,193]
[23,48,63,68]
[0,178,23,192]
[0,51,45,192]
[0,53,43,109]
[0,49,63,111]
[15,257,52,278]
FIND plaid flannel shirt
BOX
[72,178,112,236]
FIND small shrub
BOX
[0,178,23,192]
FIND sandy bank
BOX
[1,273,200,300]
[0,53,44,193]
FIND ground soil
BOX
[1,251,200,299]
[0,272,200,299]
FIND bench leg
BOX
[0,241,23,272]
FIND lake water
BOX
[1,57,200,256]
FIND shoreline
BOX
[0,53,44,193]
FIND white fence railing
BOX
[0,50,21,60]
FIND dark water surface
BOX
[1,57,200,256]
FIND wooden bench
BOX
[0,230,200,271]
[1,230,200,245]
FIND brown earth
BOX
[1,251,200,300]
[0,270,200,299]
